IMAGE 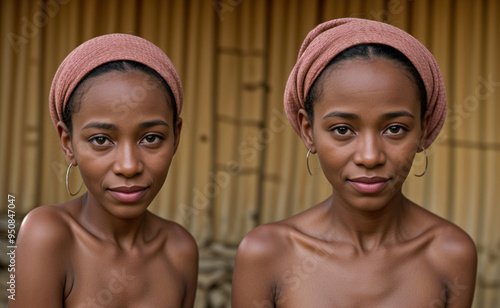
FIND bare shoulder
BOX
[419,209,478,305]
[16,204,75,271]
[236,202,329,264]
[18,204,73,250]
[410,205,477,267]
[146,212,198,264]
[426,215,477,274]
[232,221,297,305]
[411,204,477,303]
[145,212,198,302]
[147,212,196,247]
[236,221,296,264]
[168,221,198,259]
[13,204,76,307]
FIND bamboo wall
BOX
[0,0,499,307]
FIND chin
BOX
[353,202,390,213]
[107,203,151,219]
[352,193,404,212]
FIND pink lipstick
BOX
[348,177,388,194]
[108,186,148,203]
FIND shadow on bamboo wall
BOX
[0,0,499,307]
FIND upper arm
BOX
[167,224,199,308]
[232,225,284,308]
[431,225,478,308]
[182,235,198,308]
[9,207,70,308]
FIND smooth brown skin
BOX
[232,59,477,307]
[12,71,198,307]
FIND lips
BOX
[348,176,389,194]
[108,186,148,203]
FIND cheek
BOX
[146,146,176,176]
[315,139,348,179]
[390,145,417,180]
[73,140,97,161]
[74,162,105,194]
[318,158,343,186]
[150,153,171,174]
[71,142,109,183]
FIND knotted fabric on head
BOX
[284,18,447,148]
[49,33,183,129]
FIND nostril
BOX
[353,144,386,168]
[112,147,144,177]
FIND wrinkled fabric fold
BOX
[284,18,446,148]
[49,33,182,129]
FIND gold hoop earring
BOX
[66,163,83,196]
[414,147,428,177]
[306,148,313,176]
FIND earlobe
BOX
[297,109,316,153]
[56,122,76,165]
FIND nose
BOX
[112,142,144,177]
[352,134,386,169]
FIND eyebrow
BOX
[323,111,359,120]
[82,120,169,131]
[322,110,415,120]
[82,122,116,130]
[380,111,415,120]
[139,120,169,128]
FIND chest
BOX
[275,251,446,308]
[63,242,185,307]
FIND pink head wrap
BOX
[284,18,446,148]
[49,33,183,129]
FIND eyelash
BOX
[140,134,164,144]
[88,134,165,147]
[328,124,409,137]
[329,125,354,136]
[89,135,111,146]
[384,125,408,135]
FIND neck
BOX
[78,192,148,249]
[327,191,410,252]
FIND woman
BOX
[232,18,477,307]
[13,34,198,307]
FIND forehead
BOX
[74,71,173,124]
[316,58,421,114]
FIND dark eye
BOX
[89,136,111,146]
[336,127,349,135]
[141,134,163,145]
[144,135,157,143]
[385,125,406,135]
[95,137,106,144]
[329,125,355,138]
